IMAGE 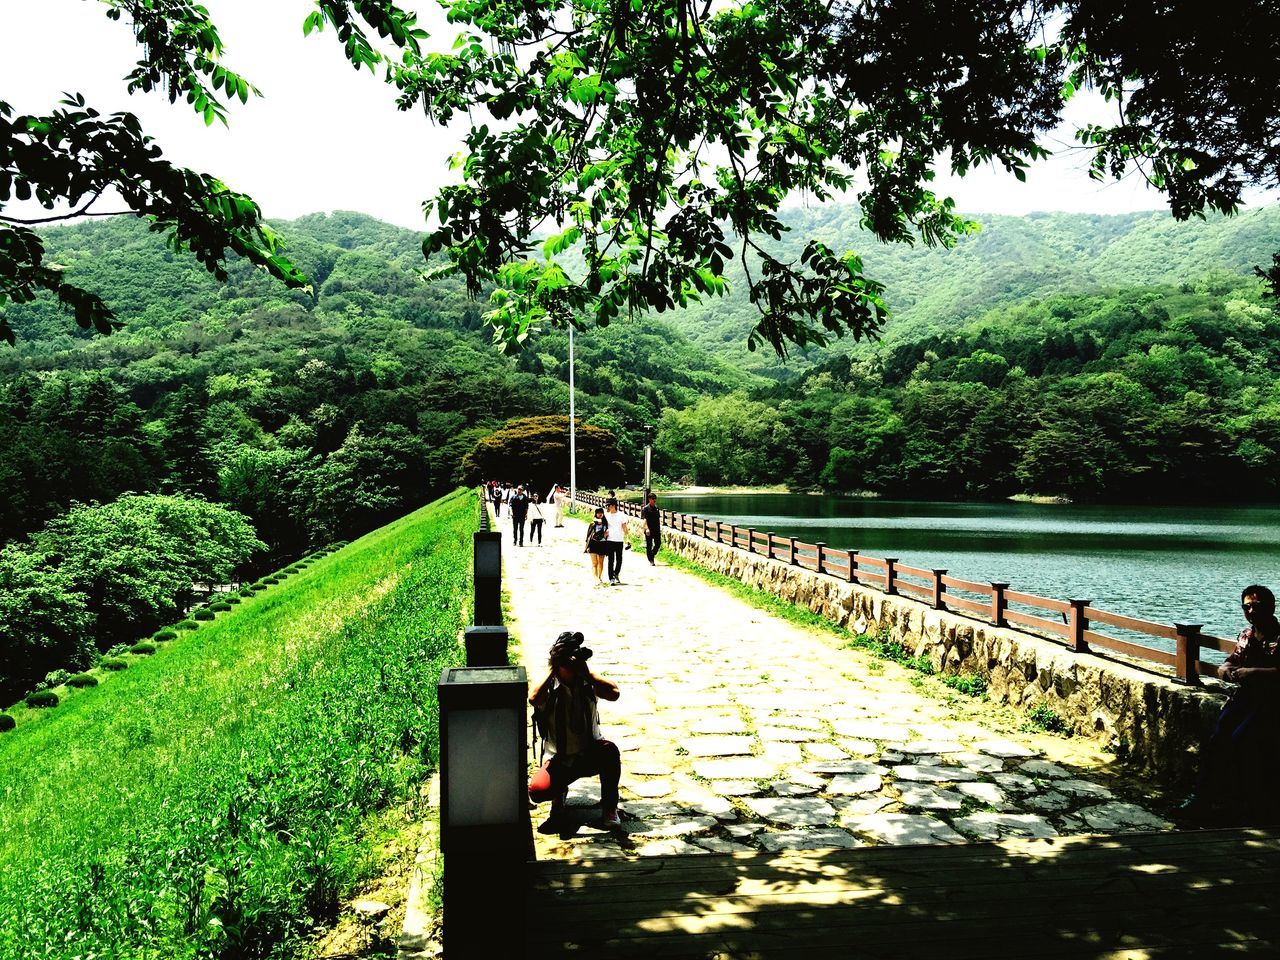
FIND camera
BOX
[551,630,592,665]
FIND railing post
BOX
[815,543,826,575]
[884,558,898,596]
[747,528,756,554]
[932,569,947,610]
[990,582,1009,628]
[1067,599,1091,653]
[788,536,798,565]
[715,520,723,543]
[1175,623,1202,685]
[848,549,859,584]
[766,532,776,561]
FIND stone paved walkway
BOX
[500,505,1171,861]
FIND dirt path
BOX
[497,505,1170,861]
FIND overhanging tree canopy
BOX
[3,0,1278,351]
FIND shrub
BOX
[177,619,199,630]
[239,587,255,597]
[250,583,268,592]
[262,576,280,585]
[209,601,232,612]
[224,596,242,605]
[0,714,14,732]
[104,643,132,657]
[25,690,59,708]
[128,641,157,655]
[193,609,215,621]
[152,629,179,642]
[100,658,128,671]
[1022,703,1071,736]
[37,669,73,691]
[66,673,98,689]
[941,674,988,697]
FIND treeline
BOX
[0,214,745,554]
[658,278,1280,500]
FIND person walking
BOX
[529,493,546,545]
[583,507,609,584]
[491,480,503,517]
[603,498,629,585]
[641,491,662,566]
[510,485,530,546]
[528,631,622,832]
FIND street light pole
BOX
[568,324,577,502]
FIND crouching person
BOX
[529,631,622,833]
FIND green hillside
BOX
[0,488,474,960]
[0,214,747,548]
[669,204,1280,374]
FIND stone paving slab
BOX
[500,506,1172,862]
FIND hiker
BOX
[529,631,621,832]
[1179,584,1280,825]
[490,481,503,517]
[552,484,567,527]
[529,493,546,545]
[509,485,530,546]
[641,491,661,566]
[583,507,609,584]
[603,498,629,585]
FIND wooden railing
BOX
[576,492,1229,686]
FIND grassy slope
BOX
[0,489,475,960]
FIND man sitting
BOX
[1180,584,1280,824]
[528,632,622,832]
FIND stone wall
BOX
[649,523,1226,784]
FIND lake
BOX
[657,494,1280,649]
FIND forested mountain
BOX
[0,213,748,552]
[672,203,1280,376]
[3,203,1278,565]
[659,276,1280,501]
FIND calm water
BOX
[658,494,1280,648]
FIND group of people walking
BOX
[486,480,568,547]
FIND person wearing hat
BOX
[528,631,622,831]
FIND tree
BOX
[4,1,1278,350]
[412,0,1280,351]
[32,493,264,648]
[462,416,625,490]
[0,544,93,702]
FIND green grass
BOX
[0,488,474,960]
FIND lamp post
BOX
[438,664,528,958]
[568,324,577,503]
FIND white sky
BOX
[0,0,1272,230]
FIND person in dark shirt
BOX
[509,486,530,546]
[1179,584,1280,824]
[641,492,661,566]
